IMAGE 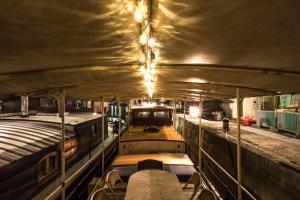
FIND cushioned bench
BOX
[113,165,196,182]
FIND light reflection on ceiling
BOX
[0,0,299,100]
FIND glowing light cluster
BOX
[128,0,158,98]
[189,106,200,118]
[142,101,157,107]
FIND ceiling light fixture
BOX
[132,0,158,98]
[134,9,143,23]
[148,38,156,48]
[139,33,147,45]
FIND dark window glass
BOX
[38,159,47,178]
[92,124,97,135]
[154,111,169,118]
[136,111,150,118]
[49,156,56,173]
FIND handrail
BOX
[200,147,256,200]
[202,160,236,200]
[43,131,122,200]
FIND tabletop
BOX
[125,170,186,200]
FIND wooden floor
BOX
[111,153,193,166]
[121,126,183,141]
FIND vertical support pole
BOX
[118,101,121,147]
[236,88,242,200]
[111,104,113,118]
[198,95,202,177]
[273,95,277,129]
[21,95,29,116]
[91,100,95,113]
[101,96,105,177]
[172,100,176,129]
[59,89,66,200]
[128,100,131,128]
[174,100,177,130]
[183,100,186,139]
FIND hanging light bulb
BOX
[148,85,154,98]
[148,38,156,48]
[154,50,159,60]
[134,8,143,23]
[150,62,156,69]
[125,1,134,12]
[144,70,151,81]
[139,65,145,73]
[139,55,145,63]
[139,33,147,45]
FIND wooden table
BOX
[125,170,186,200]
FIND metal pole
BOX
[21,95,29,116]
[174,100,177,130]
[198,95,202,177]
[172,100,175,128]
[112,103,115,141]
[59,89,66,200]
[237,88,242,200]
[118,101,121,147]
[128,100,131,128]
[273,95,277,129]
[183,100,186,139]
[200,148,256,200]
[101,97,105,177]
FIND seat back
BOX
[183,171,201,200]
[197,189,217,200]
[105,170,123,190]
[188,171,201,188]
[91,188,111,200]
[137,159,164,171]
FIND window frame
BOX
[153,111,170,118]
[37,152,58,181]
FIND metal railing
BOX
[43,130,122,200]
[199,147,256,200]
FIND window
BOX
[154,111,169,118]
[38,159,47,178]
[49,155,56,173]
[136,111,150,118]
[64,138,78,159]
[87,101,92,109]
[92,124,98,135]
[39,97,56,108]
[37,152,58,181]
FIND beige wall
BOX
[229,97,263,119]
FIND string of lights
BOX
[129,0,158,98]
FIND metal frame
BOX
[118,100,121,147]
[59,88,66,200]
[102,96,105,177]
[236,88,242,200]
[200,148,255,200]
[183,100,186,139]
[198,95,203,182]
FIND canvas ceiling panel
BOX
[154,0,300,70]
[0,66,144,94]
[154,66,300,94]
[152,82,271,98]
[0,0,140,73]
[65,82,147,100]
[0,0,299,100]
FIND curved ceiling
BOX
[0,0,299,100]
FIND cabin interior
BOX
[0,1,300,200]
